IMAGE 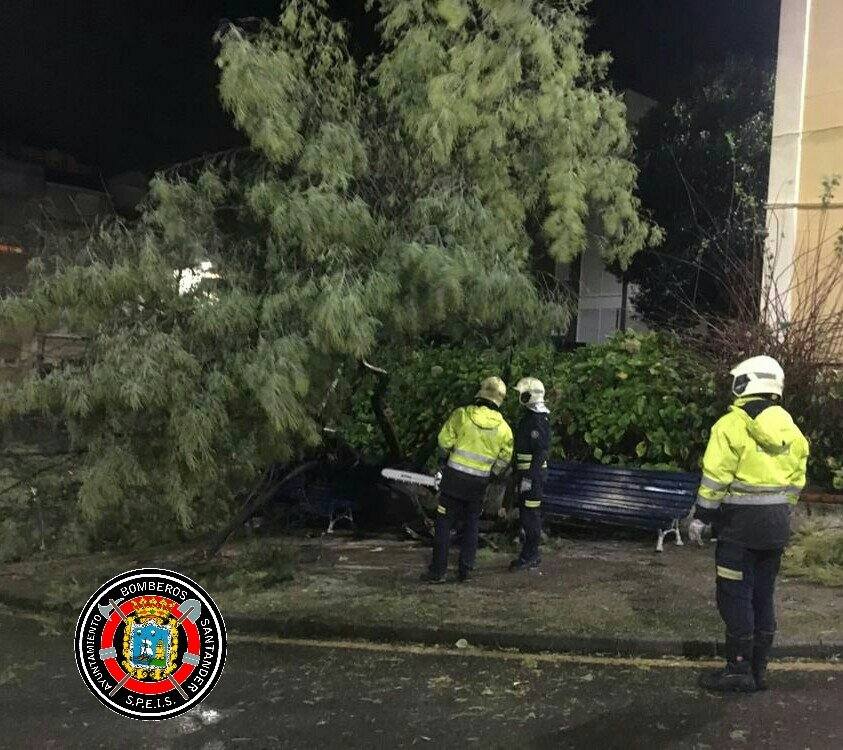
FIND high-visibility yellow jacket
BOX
[437,404,513,501]
[695,396,809,548]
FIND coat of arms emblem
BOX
[123,597,179,680]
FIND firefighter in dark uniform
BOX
[421,376,514,583]
[689,356,809,692]
[509,377,551,572]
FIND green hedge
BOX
[549,334,723,469]
[341,332,841,488]
[341,345,547,465]
[342,333,724,472]
[801,373,843,491]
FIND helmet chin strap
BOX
[526,401,549,413]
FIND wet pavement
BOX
[4,536,840,652]
[1,606,841,749]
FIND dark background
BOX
[0,1,781,175]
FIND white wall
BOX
[572,90,655,343]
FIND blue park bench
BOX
[542,460,701,552]
[246,456,700,551]
[272,473,358,534]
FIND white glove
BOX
[433,471,442,491]
[688,519,706,546]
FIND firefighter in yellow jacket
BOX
[421,376,514,583]
[689,356,809,692]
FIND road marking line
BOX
[1,603,838,674]
[228,635,843,672]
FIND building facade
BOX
[766,0,843,361]
[0,146,145,378]
[559,90,656,344]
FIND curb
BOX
[226,616,720,659]
[224,616,843,660]
[5,590,840,661]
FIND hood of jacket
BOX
[730,400,801,453]
[466,404,505,430]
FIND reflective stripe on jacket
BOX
[438,405,514,480]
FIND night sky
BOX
[0,0,781,177]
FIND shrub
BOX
[340,344,553,464]
[343,332,843,488]
[342,333,725,472]
[805,373,843,490]
[553,334,723,468]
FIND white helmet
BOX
[514,377,548,412]
[729,356,784,398]
[476,376,507,407]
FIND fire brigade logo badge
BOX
[74,568,226,720]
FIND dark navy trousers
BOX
[715,541,783,639]
[430,493,481,577]
[518,507,542,563]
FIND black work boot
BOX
[419,568,447,584]
[752,631,775,691]
[509,557,540,572]
[699,635,756,693]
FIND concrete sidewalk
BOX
[1,534,841,659]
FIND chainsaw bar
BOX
[381,468,437,488]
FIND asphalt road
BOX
[1,607,841,749]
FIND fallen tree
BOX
[0,0,657,549]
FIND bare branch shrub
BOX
[676,180,843,488]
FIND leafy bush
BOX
[343,333,843,488]
[340,344,549,464]
[343,333,725,472]
[552,334,723,469]
[824,455,843,491]
[803,372,843,491]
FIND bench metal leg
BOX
[655,519,683,553]
[327,508,354,534]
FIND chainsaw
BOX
[380,467,439,489]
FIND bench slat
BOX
[542,460,699,530]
